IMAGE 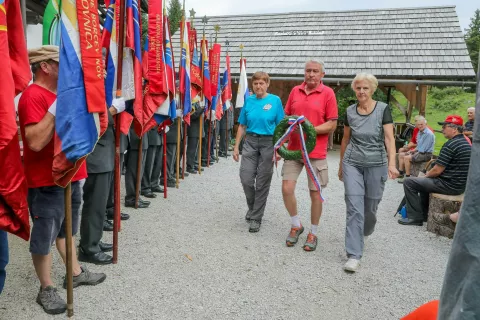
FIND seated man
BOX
[398,116,435,182]
[398,115,471,226]
[464,107,475,141]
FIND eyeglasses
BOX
[442,124,458,129]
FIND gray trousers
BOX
[186,137,199,169]
[151,144,163,189]
[141,145,160,193]
[403,177,460,221]
[125,148,147,202]
[342,162,387,259]
[80,171,112,255]
[161,143,177,182]
[219,128,231,154]
[106,153,124,217]
[239,135,274,222]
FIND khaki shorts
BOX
[282,159,328,190]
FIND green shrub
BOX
[429,87,466,111]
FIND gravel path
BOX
[0,150,452,319]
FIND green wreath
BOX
[273,115,317,160]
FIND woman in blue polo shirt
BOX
[233,71,284,233]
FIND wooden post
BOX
[198,113,203,174]
[113,0,126,264]
[134,136,143,207]
[176,117,181,188]
[64,183,74,317]
[224,110,229,158]
[163,132,167,198]
[207,109,212,167]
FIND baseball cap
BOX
[438,115,463,127]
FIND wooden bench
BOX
[427,193,464,238]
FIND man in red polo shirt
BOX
[17,46,106,315]
[282,59,338,251]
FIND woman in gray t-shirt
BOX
[339,73,399,272]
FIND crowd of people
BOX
[1,45,475,317]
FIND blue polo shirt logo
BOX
[263,104,272,111]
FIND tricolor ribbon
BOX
[273,116,325,202]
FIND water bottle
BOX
[400,205,407,219]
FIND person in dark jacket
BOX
[186,100,205,173]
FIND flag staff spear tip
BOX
[239,43,244,60]
[189,8,196,28]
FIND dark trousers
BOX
[80,171,112,255]
[404,177,461,221]
[0,230,7,294]
[219,128,231,154]
[141,145,160,193]
[151,144,163,189]
[161,143,177,182]
[107,153,124,217]
[186,137,199,169]
[202,122,216,163]
[239,135,275,222]
[125,149,147,202]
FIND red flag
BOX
[209,43,221,98]
[0,0,31,241]
[188,27,202,97]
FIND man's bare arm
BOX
[24,113,55,152]
[425,164,445,178]
[314,120,337,135]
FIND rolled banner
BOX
[273,115,324,201]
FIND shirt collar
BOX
[301,82,325,94]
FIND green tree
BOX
[465,9,480,74]
[168,0,183,36]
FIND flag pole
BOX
[113,0,126,264]
[198,16,208,174]
[64,182,74,317]
[135,134,143,206]
[176,0,186,188]
[163,131,168,197]
[214,25,220,163]
[224,39,230,159]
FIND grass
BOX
[391,89,476,154]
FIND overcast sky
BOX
[184,0,478,33]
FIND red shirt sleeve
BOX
[284,88,295,116]
[325,89,338,120]
[411,128,419,144]
[18,87,49,127]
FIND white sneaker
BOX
[344,258,360,272]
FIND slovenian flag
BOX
[180,19,192,124]
[53,0,108,187]
[102,0,134,135]
[235,59,249,108]
[201,38,212,113]
[221,52,232,111]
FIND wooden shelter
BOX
[172,6,476,121]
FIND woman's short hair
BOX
[351,73,378,92]
[251,71,270,85]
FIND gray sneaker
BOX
[249,220,261,233]
[36,286,67,315]
[63,266,106,289]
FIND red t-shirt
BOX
[285,82,338,159]
[410,126,434,150]
[17,84,87,188]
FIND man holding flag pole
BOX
[219,41,233,158]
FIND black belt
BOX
[246,133,273,138]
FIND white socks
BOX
[291,215,301,228]
[311,224,318,235]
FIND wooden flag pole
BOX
[113,0,126,264]
[182,122,187,179]
[163,132,168,197]
[64,183,74,317]
[224,40,230,159]
[176,2,186,188]
[135,135,143,207]
[214,25,220,163]
[198,16,208,174]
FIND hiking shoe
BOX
[344,258,360,272]
[397,177,405,184]
[286,225,304,247]
[36,286,67,315]
[303,233,318,251]
[63,266,106,289]
[249,220,261,233]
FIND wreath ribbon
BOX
[273,116,325,202]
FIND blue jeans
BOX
[0,230,8,294]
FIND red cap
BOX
[438,115,463,126]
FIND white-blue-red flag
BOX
[180,20,192,124]
[235,59,249,108]
[221,52,232,111]
[102,0,134,135]
[53,0,108,187]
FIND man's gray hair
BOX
[415,115,427,124]
[305,59,325,73]
[467,107,475,112]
